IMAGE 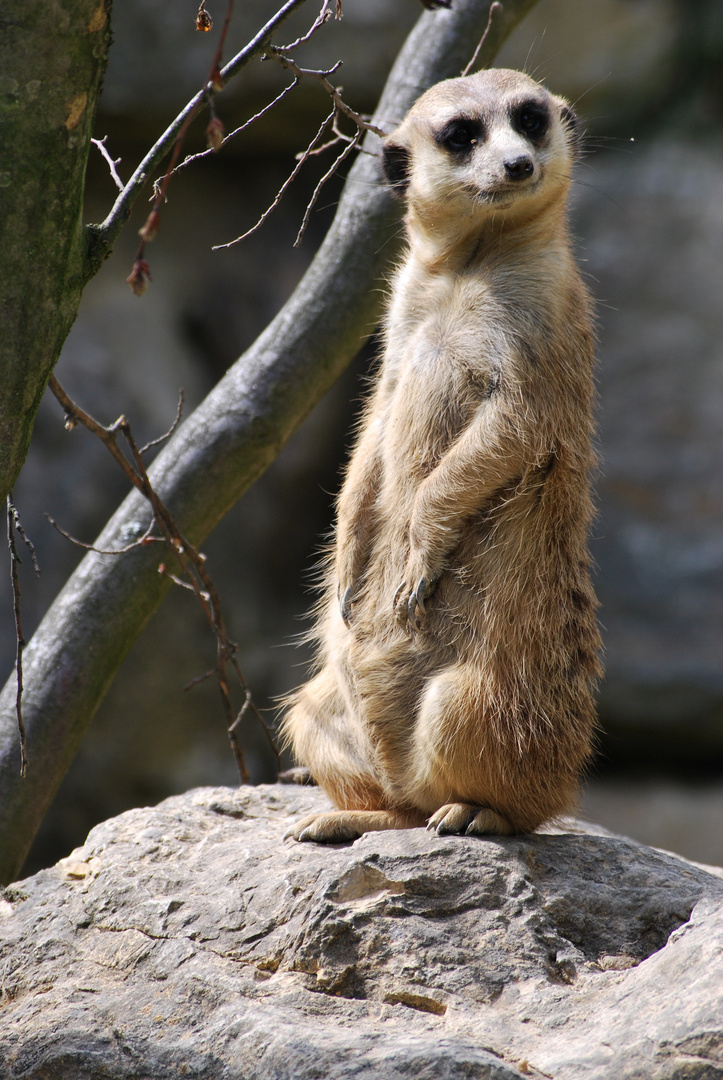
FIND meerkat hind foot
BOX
[285,808,424,844]
[428,803,516,837]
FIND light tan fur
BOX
[282,69,602,843]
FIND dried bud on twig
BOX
[138,209,160,243]
[196,1,212,31]
[210,65,224,93]
[206,116,225,151]
[126,258,151,297]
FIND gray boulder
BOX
[1,784,722,1079]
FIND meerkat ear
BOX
[382,140,411,198]
[558,102,583,160]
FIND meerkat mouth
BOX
[463,176,542,208]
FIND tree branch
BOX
[213,105,337,249]
[91,136,125,192]
[88,0,312,263]
[6,495,40,781]
[0,0,541,885]
[46,376,269,784]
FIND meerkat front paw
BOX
[394,576,430,631]
[427,803,516,837]
[393,568,440,631]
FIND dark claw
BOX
[394,574,440,631]
[414,576,429,613]
[339,585,353,627]
[407,577,428,630]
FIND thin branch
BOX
[265,51,386,138]
[48,375,143,493]
[276,0,337,51]
[160,79,299,187]
[138,389,185,455]
[158,564,209,598]
[46,513,162,555]
[47,375,277,782]
[300,113,356,157]
[461,1,502,76]
[128,1,236,294]
[228,677,281,770]
[91,136,124,192]
[92,0,312,253]
[6,496,37,779]
[183,667,217,692]
[213,105,335,249]
[11,506,40,577]
[293,127,360,246]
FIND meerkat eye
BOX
[513,101,549,140]
[436,118,482,155]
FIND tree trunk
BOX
[0,0,111,504]
[0,0,539,885]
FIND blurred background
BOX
[3,0,722,875]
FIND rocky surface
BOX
[1,784,722,1079]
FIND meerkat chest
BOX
[382,271,507,451]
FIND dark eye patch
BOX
[511,99,550,142]
[435,117,483,156]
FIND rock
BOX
[1,784,722,1079]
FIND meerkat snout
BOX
[503,153,534,181]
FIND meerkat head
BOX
[383,69,580,247]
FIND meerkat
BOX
[282,68,602,843]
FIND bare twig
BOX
[127,1,236,293]
[276,0,338,51]
[48,375,145,492]
[158,564,209,597]
[293,127,360,246]
[209,47,389,248]
[183,667,217,691]
[6,496,39,779]
[300,113,355,157]
[91,136,124,192]
[212,39,388,252]
[213,105,336,249]
[10,506,40,577]
[462,0,502,76]
[158,79,299,187]
[46,375,277,782]
[227,679,280,768]
[92,0,312,256]
[46,514,162,555]
[265,50,386,138]
[138,389,185,455]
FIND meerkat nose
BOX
[504,154,534,181]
